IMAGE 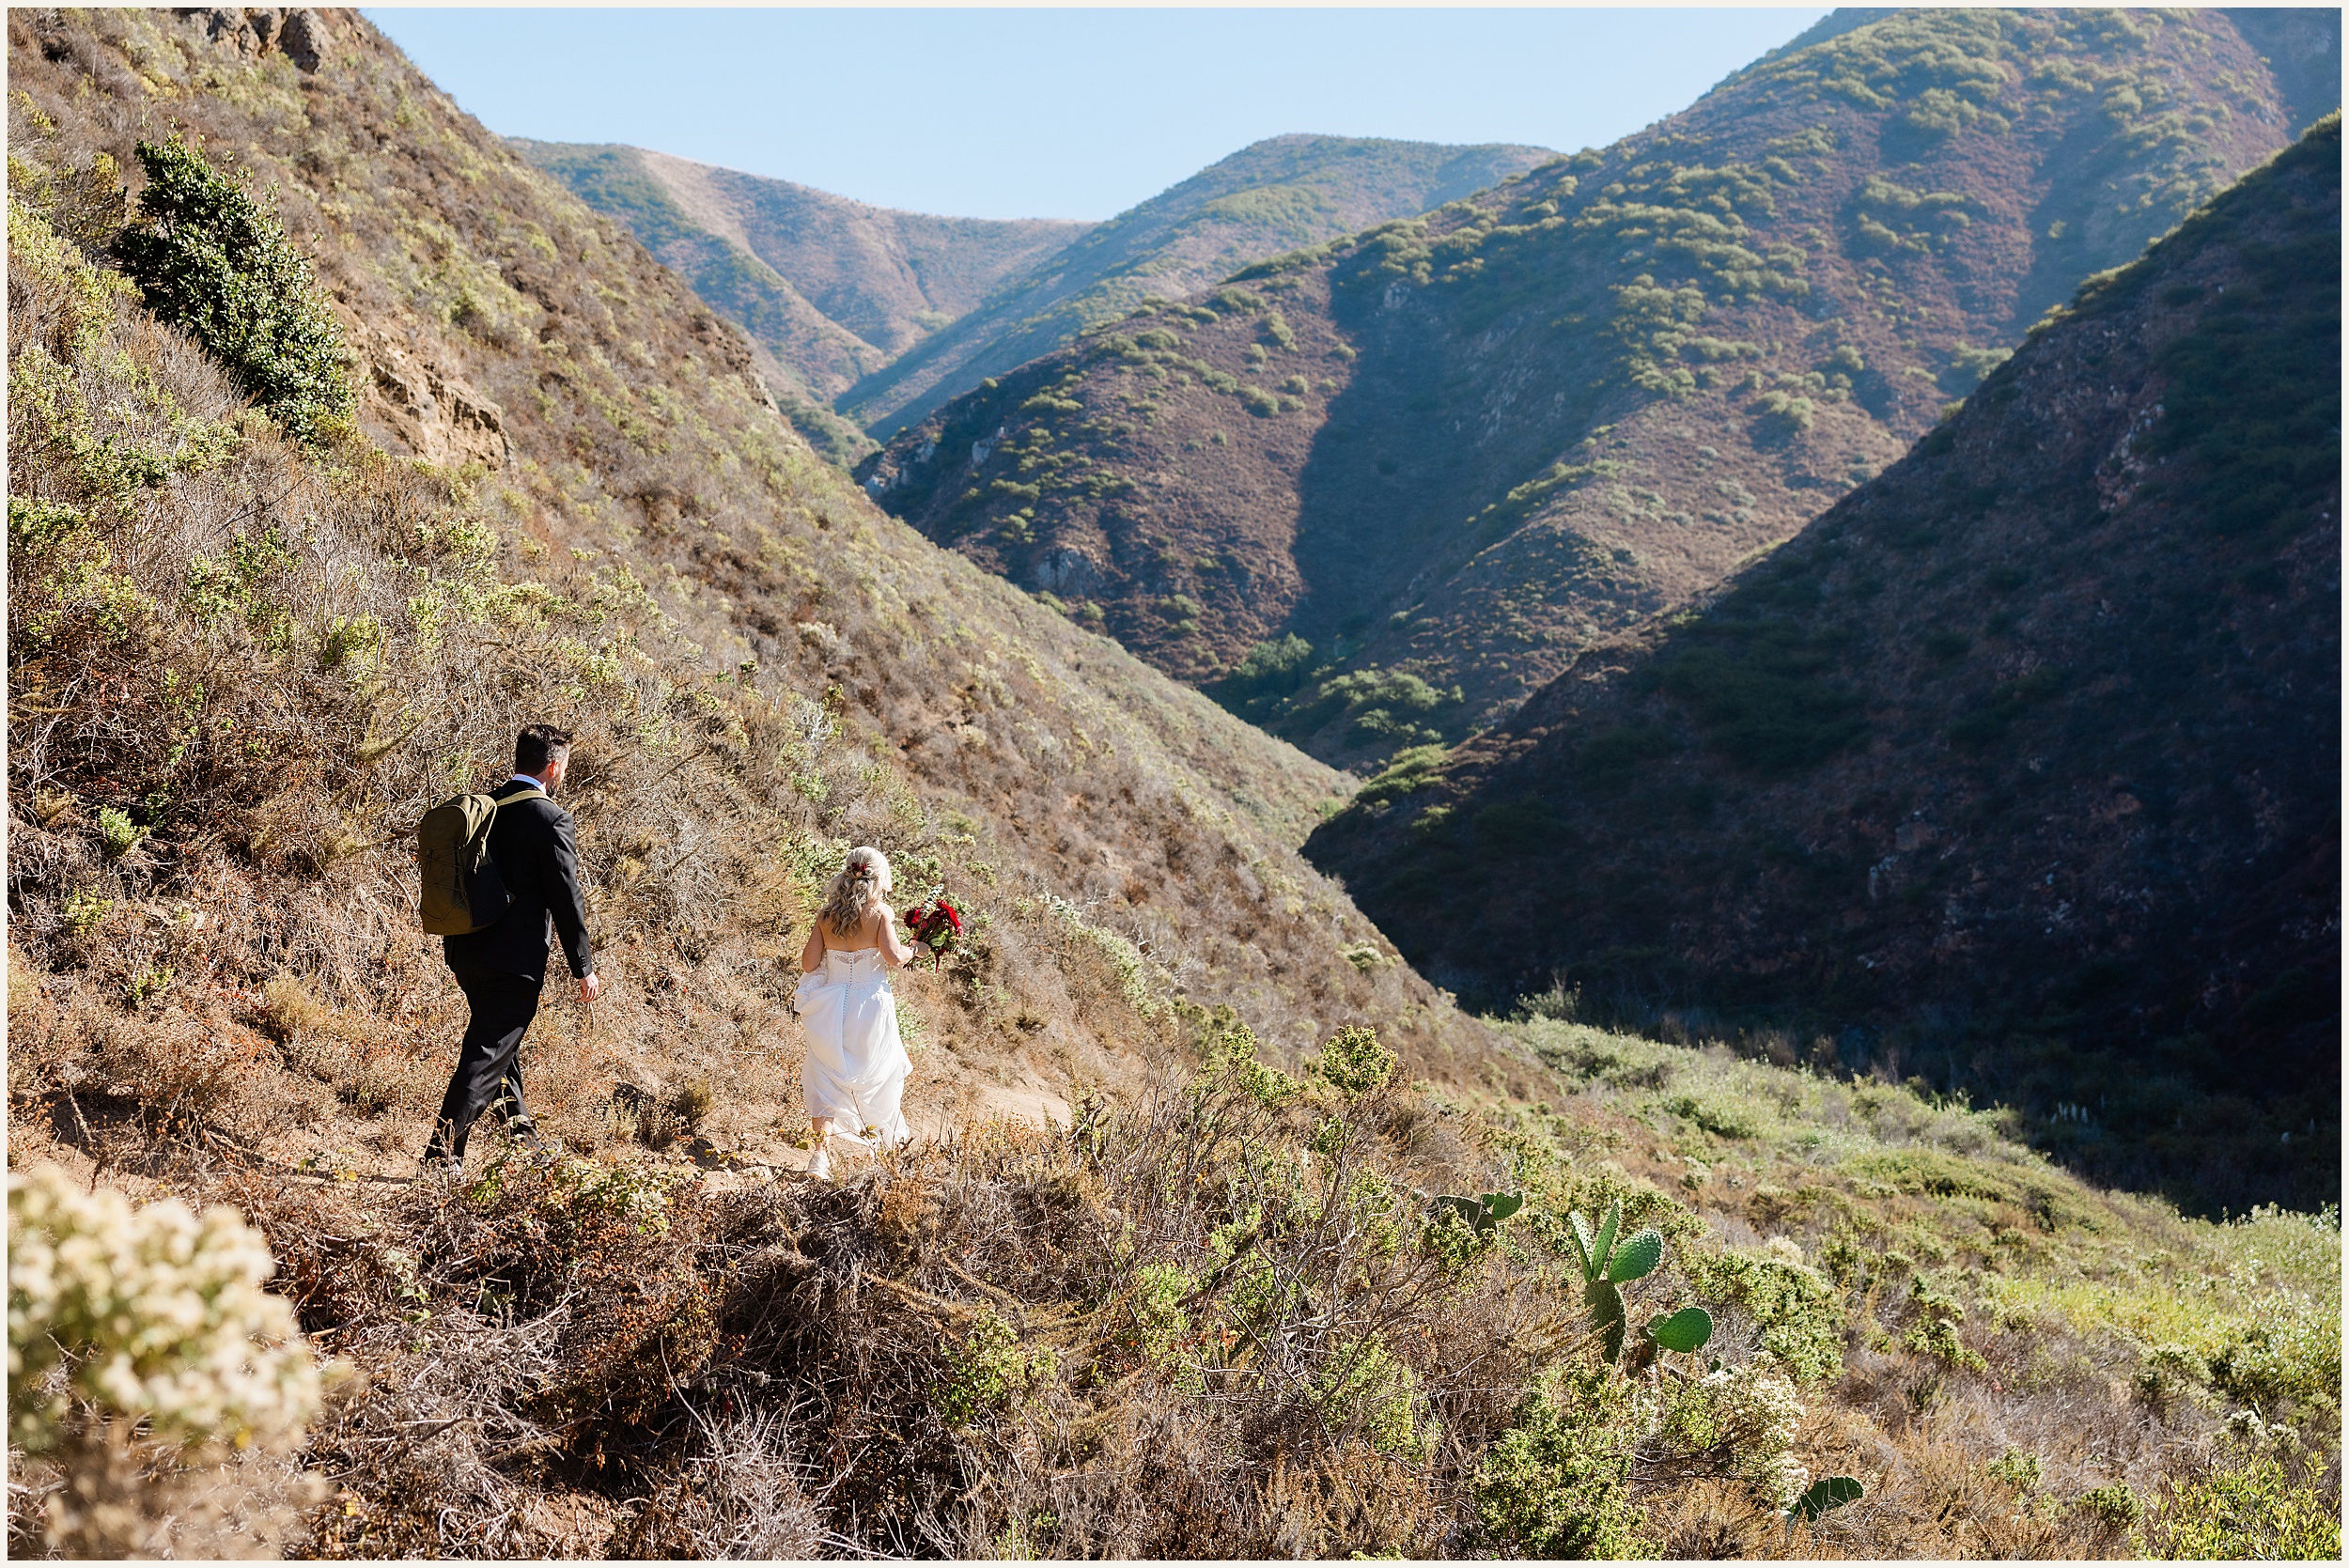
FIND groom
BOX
[421,723,601,1173]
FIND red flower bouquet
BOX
[901,895,964,969]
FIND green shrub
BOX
[1473,1364,1649,1558]
[1943,342,2011,390]
[1278,667,1456,741]
[1212,634,1317,716]
[1192,1015,1299,1110]
[1685,1248,1843,1381]
[1989,1448,2044,1491]
[2206,1314,2341,1415]
[2077,1482,2143,1532]
[1123,1261,1198,1372]
[1905,1312,1986,1371]
[1753,390,1815,433]
[1660,1355,1811,1507]
[1353,744,1447,808]
[1314,1335,1428,1458]
[113,135,353,445]
[96,804,147,859]
[938,1309,1051,1426]
[1666,1093,1759,1140]
[1311,1025,1395,1098]
[2150,1445,2339,1560]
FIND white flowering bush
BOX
[8,1167,321,1454]
[1662,1352,1810,1508]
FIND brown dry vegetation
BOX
[508,137,1097,466]
[11,1007,2337,1559]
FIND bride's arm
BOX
[879,906,920,969]
[800,921,825,973]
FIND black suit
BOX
[425,779,596,1161]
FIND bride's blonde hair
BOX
[818,846,893,936]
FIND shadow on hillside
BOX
[1466,980,2339,1222]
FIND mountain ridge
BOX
[839,132,1559,437]
[512,138,1092,465]
[1308,115,2342,1214]
[6,9,2339,1559]
[860,7,2336,770]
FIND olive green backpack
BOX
[414,785,541,935]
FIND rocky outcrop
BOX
[356,333,508,470]
[195,8,331,72]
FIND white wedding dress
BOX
[794,947,910,1147]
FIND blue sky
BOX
[366,8,1830,221]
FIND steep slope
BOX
[6,4,1497,1156]
[2223,6,2345,132]
[842,133,1556,437]
[1308,118,2341,1214]
[514,139,1090,463]
[861,8,2334,767]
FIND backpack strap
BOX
[493,785,548,808]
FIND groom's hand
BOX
[579,971,602,1004]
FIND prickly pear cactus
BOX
[1565,1202,1710,1371]
[1434,1190,1525,1235]
[1569,1208,1599,1276]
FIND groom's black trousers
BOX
[425,968,542,1159]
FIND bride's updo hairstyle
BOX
[818,846,893,936]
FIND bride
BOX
[795,846,917,1180]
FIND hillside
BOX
[5,3,1498,1193]
[18,978,2341,1557]
[1308,117,2341,1218]
[514,139,1090,464]
[860,8,2335,767]
[841,133,1557,438]
[7,13,2338,1560]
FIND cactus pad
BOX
[1434,1191,1525,1234]
[1786,1475,1865,1528]
[1606,1228,1664,1283]
[1650,1306,1714,1354]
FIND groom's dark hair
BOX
[514,723,574,775]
